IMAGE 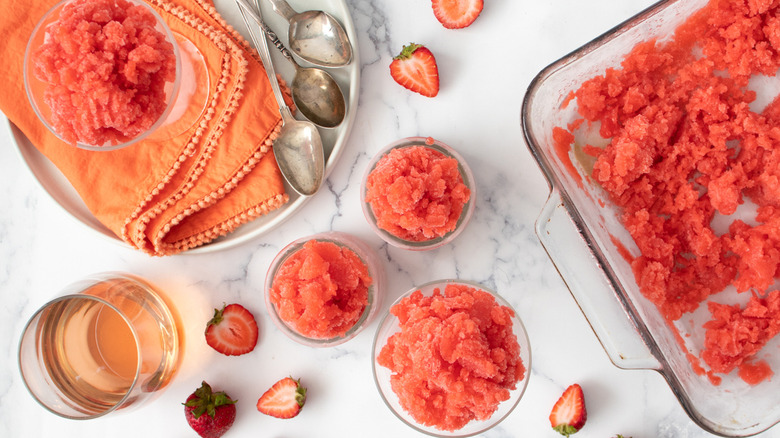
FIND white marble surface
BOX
[2,0,779,437]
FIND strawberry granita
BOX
[702,291,780,377]
[364,139,471,243]
[556,0,780,382]
[32,0,176,146]
[376,283,525,431]
[268,239,373,340]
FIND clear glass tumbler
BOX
[18,272,182,419]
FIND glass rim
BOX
[264,231,381,347]
[360,137,476,251]
[17,292,143,420]
[23,0,183,151]
[370,278,532,437]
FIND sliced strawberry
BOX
[431,0,484,29]
[549,383,587,436]
[389,43,439,97]
[256,377,307,419]
[205,303,259,356]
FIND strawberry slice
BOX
[389,43,439,97]
[549,383,587,436]
[205,303,258,356]
[256,377,307,419]
[431,0,484,29]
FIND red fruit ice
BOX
[376,284,525,431]
[205,303,259,356]
[549,383,587,436]
[184,381,237,438]
[32,0,176,146]
[364,143,470,242]
[256,377,307,419]
[389,43,439,97]
[269,239,372,339]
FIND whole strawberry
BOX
[184,381,237,438]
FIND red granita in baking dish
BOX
[557,0,780,383]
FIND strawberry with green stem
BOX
[390,43,440,97]
[256,377,307,419]
[549,383,587,436]
[205,303,258,356]
[184,381,237,438]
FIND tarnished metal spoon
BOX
[265,0,352,68]
[248,5,345,128]
[236,0,324,196]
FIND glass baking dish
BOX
[521,0,780,436]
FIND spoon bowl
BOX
[274,108,324,196]
[249,8,346,127]
[291,65,345,128]
[267,0,352,67]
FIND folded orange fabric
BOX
[1,0,290,255]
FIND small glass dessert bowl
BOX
[360,137,476,251]
[23,0,182,151]
[372,279,531,437]
[265,231,385,347]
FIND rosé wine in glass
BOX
[18,273,182,419]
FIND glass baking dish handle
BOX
[536,189,661,370]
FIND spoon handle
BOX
[264,0,297,22]
[235,0,289,111]
[249,4,296,65]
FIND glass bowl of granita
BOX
[372,279,531,437]
[361,137,476,251]
[23,0,181,151]
[264,231,385,347]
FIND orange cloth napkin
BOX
[1,0,290,255]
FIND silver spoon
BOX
[236,0,324,196]
[249,6,345,128]
[265,0,352,68]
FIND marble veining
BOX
[2,0,780,436]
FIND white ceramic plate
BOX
[10,0,360,254]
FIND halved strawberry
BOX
[431,0,484,29]
[549,383,587,436]
[205,303,259,356]
[390,43,439,97]
[256,377,307,419]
